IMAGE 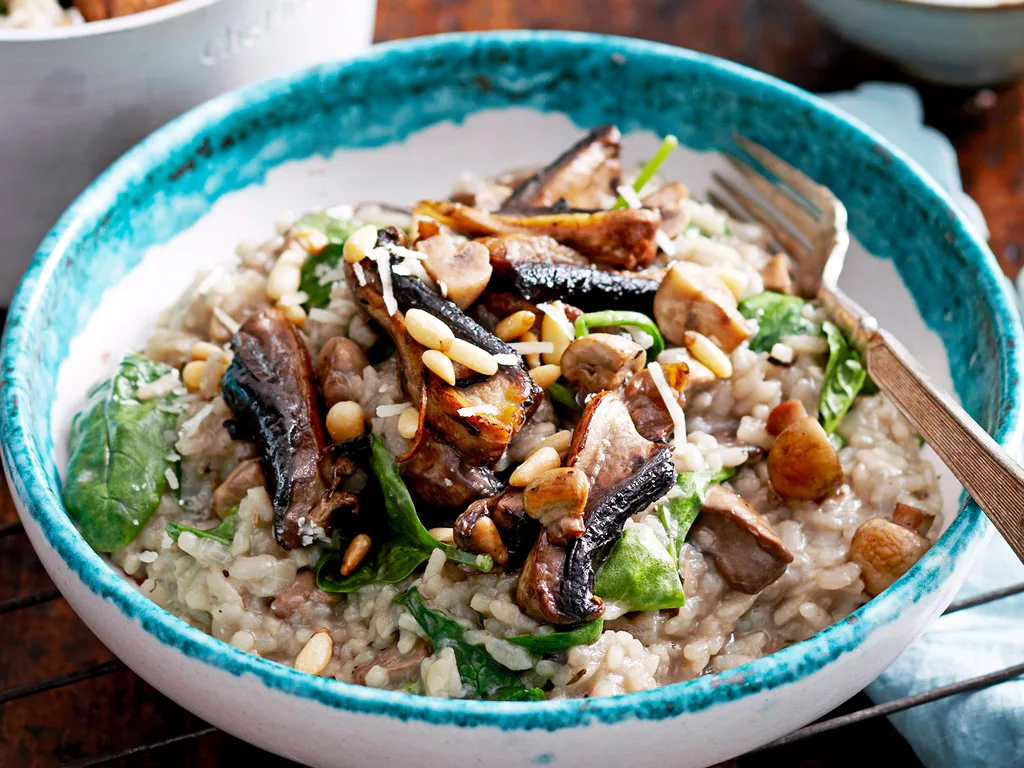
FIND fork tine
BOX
[733,135,839,213]
[712,172,810,260]
[723,153,821,237]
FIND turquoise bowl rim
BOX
[2,31,1022,732]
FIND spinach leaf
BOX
[316,436,491,593]
[394,588,545,701]
[64,353,181,552]
[819,321,867,434]
[738,292,819,353]
[547,381,580,411]
[167,509,238,547]
[295,214,365,310]
[595,525,686,612]
[507,619,604,654]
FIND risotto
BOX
[63,126,942,701]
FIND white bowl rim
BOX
[0,0,220,42]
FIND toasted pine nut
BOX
[495,310,537,342]
[535,429,573,456]
[709,266,748,298]
[519,331,542,368]
[294,630,333,676]
[282,303,307,327]
[509,446,561,487]
[541,304,573,365]
[428,527,455,545]
[470,516,508,567]
[190,341,223,362]
[523,467,589,544]
[397,406,420,440]
[422,350,457,385]
[182,360,205,391]
[266,260,301,301]
[528,364,562,390]
[343,224,379,263]
[326,400,365,443]
[341,533,372,576]
[446,338,498,376]
[405,308,454,351]
[683,330,733,378]
[294,228,328,254]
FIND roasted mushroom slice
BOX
[222,307,356,549]
[415,200,661,271]
[504,262,659,313]
[622,364,689,443]
[690,484,794,594]
[454,487,539,569]
[212,458,265,518]
[315,337,370,409]
[767,416,844,501]
[400,430,503,512]
[480,233,590,276]
[653,261,753,351]
[501,124,622,211]
[560,333,646,394]
[850,517,931,597]
[416,233,493,310]
[642,182,691,239]
[516,392,676,624]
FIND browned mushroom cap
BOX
[478,233,590,276]
[315,337,369,410]
[850,517,931,597]
[415,200,661,271]
[690,484,794,594]
[766,399,809,437]
[516,392,676,624]
[892,502,935,537]
[767,417,844,501]
[761,253,794,295]
[501,124,622,210]
[416,233,493,311]
[560,333,646,394]
[642,182,691,239]
[653,261,753,351]
[221,307,356,549]
[400,429,502,512]
[212,458,265,519]
[454,487,538,568]
[523,467,590,545]
[622,364,689,443]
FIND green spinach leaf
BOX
[394,588,545,701]
[738,292,819,353]
[595,525,686,612]
[295,214,365,310]
[64,353,181,552]
[167,509,239,547]
[315,538,431,593]
[819,321,867,434]
[507,619,603,654]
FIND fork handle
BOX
[864,328,1024,559]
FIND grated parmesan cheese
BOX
[616,184,644,209]
[648,362,687,448]
[179,403,215,439]
[211,306,240,335]
[655,228,677,257]
[368,246,397,316]
[492,353,519,365]
[438,280,449,298]
[376,403,411,418]
[308,308,345,325]
[277,290,309,307]
[352,261,366,286]
[509,341,554,355]
[136,370,181,401]
[457,404,499,417]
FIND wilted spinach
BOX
[294,213,365,310]
[167,509,239,547]
[738,292,819,353]
[315,435,491,593]
[64,353,181,552]
[507,619,604,654]
[394,588,545,701]
[819,321,868,434]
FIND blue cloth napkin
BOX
[821,83,1024,768]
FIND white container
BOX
[0,0,377,304]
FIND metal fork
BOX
[713,136,1024,565]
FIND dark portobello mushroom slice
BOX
[503,262,659,314]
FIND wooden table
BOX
[3,1,1022,765]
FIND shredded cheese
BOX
[616,184,644,209]
[648,362,687,448]
[654,228,677,257]
[376,403,411,418]
[457,404,499,417]
[179,403,215,439]
[211,306,240,335]
[438,280,449,298]
[509,341,554,355]
[352,261,366,286]
[136,371,181,401]
[536,302,576,341]
[308,308,345,325]
[367,246,397,316]
[492,353,519,366]
[277,290,309,307]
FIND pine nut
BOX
[294,228,328,254]
[509,446,561,487]
[190,341,223,362]
[422,350,456,385]
[541,304,573,365]
[519,331,542,368]
[709,266,748,298]
[470,516,508,566]
[182,360,205,391]
[340,534,372,575]
[684,331,733,378]
[428,527,455,545]
[266,260,301,301]
[397,406,420,440]
[528,364,562,390]
[294,629,333,676]
[405,308,454,351]
[535,429,573,456]
[282,303,307,327]
[326,400,365,442]
[446,338,498,376]
[343,224,379,263]
[495,310,536,342]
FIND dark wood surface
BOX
[4,1,1023,766]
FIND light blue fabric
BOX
[823,83,1024,768]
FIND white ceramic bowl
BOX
[3,31,1022,768]
[803,0,1024,86]
[0,0,377,304]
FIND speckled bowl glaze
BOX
[803,0,1024,86]
[2,32,1021,768]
